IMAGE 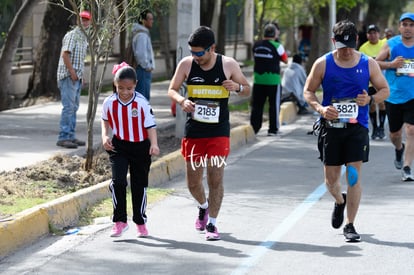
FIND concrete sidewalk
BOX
[0,66,299,259]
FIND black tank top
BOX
[186,54,230,138]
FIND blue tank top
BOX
[321,52,370,128]
[385,35,414,104]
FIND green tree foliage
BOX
[364,0,409,30]
[0,0,41,110]
[0,0,24,47]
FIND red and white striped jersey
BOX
[102,92,156,142]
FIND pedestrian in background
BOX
[304,20,389,242]
[250,23,288,136]
[359,24,388,140]
[132,9,155,101]
[101,63,159,238]
[281,54,309,115]
[376,12,414,181]
[56,10,91,149]
[384,28,395,39]
[167,26,250,240]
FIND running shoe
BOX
[371,128,378,140]
[377,127,385,139]
[331,193,346,229]
[137,224,149,237]
[205,223,220,240]
[394,143,405,170]
[343,223,361,242]
[110,222,129,237]
[195,207,209,231]
[401,166,414,182]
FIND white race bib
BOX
[396,59,414,76]
[333,101,358,119]
[193,100,220,123]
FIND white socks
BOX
[199,201,208,209]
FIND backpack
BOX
[125,29,143,68]
[125,36,137,68]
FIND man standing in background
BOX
[359,24,387,140]
[56,11,91,149]
[250,23,288,136]
[132,9,155,101]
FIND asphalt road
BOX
[1,115,413,275]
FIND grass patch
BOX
[78,187,174,226]
[229,100,249,112]
[0,179,72,216]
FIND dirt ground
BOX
[0,111,250,220]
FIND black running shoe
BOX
[331,193,346,229]
[377,127,385,139]
[394,143,405,170]
[343,223,361,242]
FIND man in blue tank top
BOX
[304,20,389,242]
[376,12,414,182]
[168,26,250,241]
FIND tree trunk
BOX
[257,0,267,40]
[305,5,330,74]
[156,9,173,77]
[23,0,74,104]
[216,0,227,55]
[117,0,126,62]
[200,0,215,26]
[0,0,41,111]
[232,2,243,60]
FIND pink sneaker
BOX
[137,224,149,238]
[110,222,129,237]
[205,223,220,240]
[195,207,209,231]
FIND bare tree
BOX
[60,0,132,170]
[0,0,41,110]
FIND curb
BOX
[0,124,258,259]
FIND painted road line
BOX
[232,165,346,275]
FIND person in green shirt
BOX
[250,23,288,135]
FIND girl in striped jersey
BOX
[101,63,159,238]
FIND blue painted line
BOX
[231,183,327,275]
[232,166,346,275]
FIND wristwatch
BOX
[236,84,243,93]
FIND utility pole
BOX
[330,0,336,50]
[175,0,200,137]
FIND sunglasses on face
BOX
[190,45,212,57]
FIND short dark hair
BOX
[292,54,302,64]
[264,24,276,38]
[188,26,215,48]
[332,19,358,38]
[139,9,152,24]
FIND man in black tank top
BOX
[168,26,250,240]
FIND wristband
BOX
[369,96,374,105]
